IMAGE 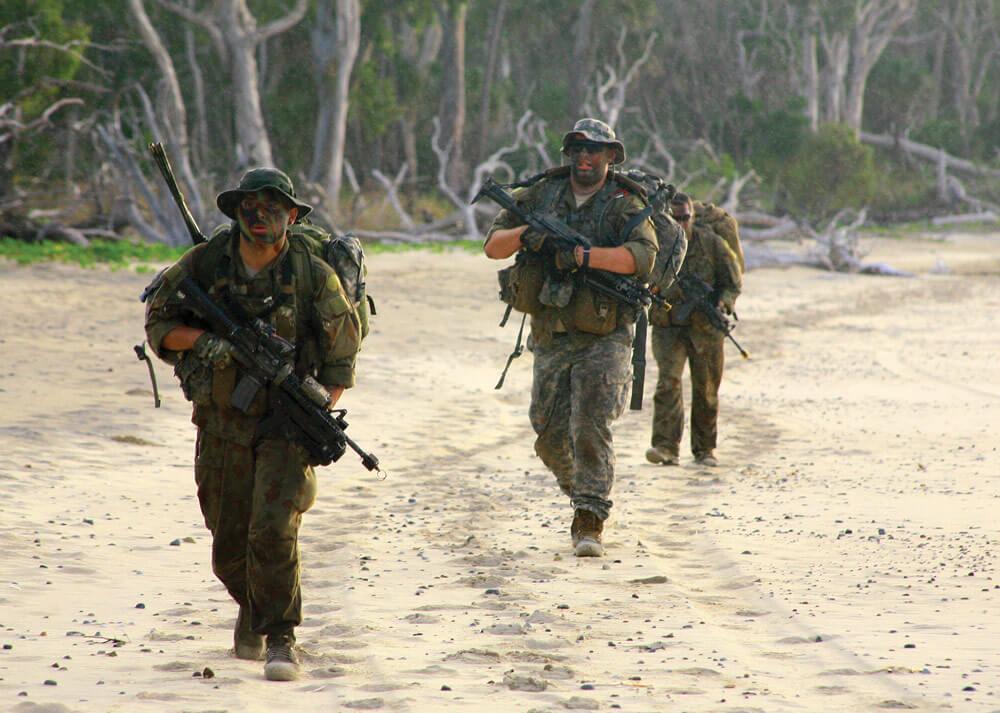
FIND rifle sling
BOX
[495,312,528,390]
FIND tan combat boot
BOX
[264,632,301,681]
[571,509,604,557]
[233,605,264,660]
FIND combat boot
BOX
[233,605,264,660]
[645,446,679,465]
[571,509,604,557]
[264,632,300,681]
[694,451,718,467]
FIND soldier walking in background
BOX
[483,118,658,557]
[144,169,361,680]
[646,192,742,467]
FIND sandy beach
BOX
[1,228,998,713]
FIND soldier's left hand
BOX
[554,247,579,272]
[193,332,236,369]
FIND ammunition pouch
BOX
[498,250,546,315]
[648,301,673,328]
[174,352,213,406]
[570,284,618,335]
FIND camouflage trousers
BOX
[194,429,317,638]
[650,325,725,458]
[529,333,632,521]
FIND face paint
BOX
[569,145,614,188]
[236,189,294,245]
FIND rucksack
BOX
[286,221,375,339]
[201,221,374,340]
[693,200,744,273]
[618,169,687,290]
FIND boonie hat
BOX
[561,118,626,164]
[217,167,312,220]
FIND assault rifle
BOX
[140,142,380,472]
[472,178,667,310]
[171,274,382,472]
[675,273,749,359]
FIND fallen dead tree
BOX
[743,208,913,277]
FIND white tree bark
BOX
[156,0,308,168]
[126,0,202,217]
[308,0,361,218]
[843,0,916,132]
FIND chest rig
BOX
[534,170,629,249]
[193,228,320,376]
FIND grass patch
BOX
[365,238,482,254]
[0,238,187,270]
[0,235,482,268]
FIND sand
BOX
[0,229,998,712]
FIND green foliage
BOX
[0,238,185,269]
[863,53,930,134]
[721,94,810,179]
[348,61,403,137]
[974,118,1000,164]
[781,124,879,220]
[910,119,967,158]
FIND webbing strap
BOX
[495,312,527,390]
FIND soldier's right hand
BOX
[520,227,549,252]
[193,332,236,369]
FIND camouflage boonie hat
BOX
[217,167,313,220]
[561,118,626,164]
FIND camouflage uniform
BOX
[488,169,657,522]
[648,224,741,459]
[145,222,360,640]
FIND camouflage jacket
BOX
[145,227,361,444]
[487,172,658,346]
[649,224,742,332]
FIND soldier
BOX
[483,118,658,557]
[144,168,361,681]
[646,192,742,467]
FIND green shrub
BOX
[780,123,879,220]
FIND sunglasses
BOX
[565,141,609,157]
[671,213,692,223]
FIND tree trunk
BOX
[803,34,819,131]
[570,0,597,116]
[843,0,916,133]
[437,1,468,190]
[127,0,203,216]
[474,0,508,167]
[309,0,361,219]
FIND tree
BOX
[308,0,361,220]
[154,0,308,167]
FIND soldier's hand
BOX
[193,332,236,369]
[554,247,579,272]
[520,227,549,252]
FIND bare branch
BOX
[254,0,309,43]
[372,165,416,232]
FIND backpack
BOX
[618,169,687,290]
[287,221,375,340]
[201,222,374,340]
[693,200,744,273]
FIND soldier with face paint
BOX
[145,168,361,682]
[484,118,658,558]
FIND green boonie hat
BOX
[561,118,626,164]
[216,167,312,220]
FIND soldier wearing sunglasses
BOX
[484,118,658,557]
[646,192,742,468]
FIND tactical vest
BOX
[192,226,327,380]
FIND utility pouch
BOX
[498,250,546,314]
[570,285,618,335]
[648,301,673,328]
[174,353,213,406]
